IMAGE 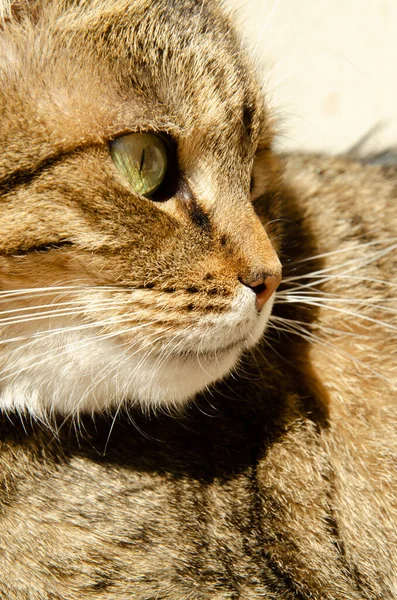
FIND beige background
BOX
[226,0,397,154]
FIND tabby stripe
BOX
[0,144,102,196]
[6,240,74,257]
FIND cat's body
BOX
[0,1,396,598]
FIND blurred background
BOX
[226,0,397,155]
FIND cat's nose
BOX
[243,273,282,312]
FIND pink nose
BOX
[246,273,282,312]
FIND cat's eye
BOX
[109,132,168,198]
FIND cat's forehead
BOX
[101,2,262,115]
[1,0,268,154]
[75,0,266,146]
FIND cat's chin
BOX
[126,345,243,408]
[0,292,275,418]
[0,341,242,417]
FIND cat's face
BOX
[0,0,282,416]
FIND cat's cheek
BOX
[129,292,276,407]
[0,291,274,416]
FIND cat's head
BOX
[0,0,282,417]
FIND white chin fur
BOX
[0,289,275,417]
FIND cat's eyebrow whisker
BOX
[268,69,294,91]
[264,218,294,229]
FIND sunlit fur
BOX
[0,287,275,414]
[0,1,396,599]
[0,0,281,416]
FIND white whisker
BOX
[281,275,397,297]
[276,294,397,314]
[288,237,397,266]
[267,320,392,385]
[279,299,397,332]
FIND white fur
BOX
[0,287,275,417]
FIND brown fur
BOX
[0,0,396,598]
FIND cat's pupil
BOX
[109,132,168,197]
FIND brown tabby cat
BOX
[0,0,396,598]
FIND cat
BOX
[0,0,396,598]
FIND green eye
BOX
[109,132,168,197]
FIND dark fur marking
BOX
[220,235,227,247]
[0,145,99,197]
[351,215,363,226]
[204,304,220,313]
[242,98,255,138]
[178,182,211,232]
[163,287,176,293]
[91,578,113,591]
[186,286,199,294]
[188,200,211,232]
[4,240,73,257]
[323,477,375,594]
[186,302,195,311]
